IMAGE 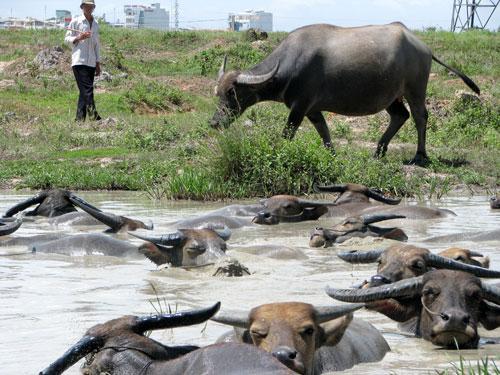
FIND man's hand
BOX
[95,62,101,76]
[74,31,92,43]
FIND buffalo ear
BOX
[317,313,353,348]
[479,301,500,330]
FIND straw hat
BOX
[80,0,96,8]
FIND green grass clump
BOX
[124,81,190,113]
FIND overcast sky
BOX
[0,0,498,31]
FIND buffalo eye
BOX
[410,260,425,271]
[423,287,440,299]
[301,326,315,336]
[250,330,268,339]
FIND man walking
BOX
[65,0,101,121]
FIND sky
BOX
[0,0,498,31]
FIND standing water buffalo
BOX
[212,302,389,374]
[211,23,480,165]
[326,270,500,349]
[39,303,294,375]
[309,213,407,247]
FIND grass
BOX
[0,27,498,199]
[437,356,499,375]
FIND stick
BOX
[65,27,90,34]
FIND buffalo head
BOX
[212,301,362,374]
[326,270,500,349]
[253,195,334,225]
[490,195,499,209]
[130,224,230,267]
[210,56,279,129]
[309,213,407,247]
[3,189,81,218]
[39,303,220,375]
[337,244,499,287]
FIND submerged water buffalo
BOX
[3,189,98,218]
[309,213,407,247]
[316,183,455,219]
[253,196,336,225]
[39,303,293,375]
[68,194,153,233]
[211,23,480,165]
[130,224,231,267]
[0,217,22,236]
[337,244,499,287]
[490,195,499,209]
[326,270,500,348]
[423,229,500,243]
[212,302,389,374]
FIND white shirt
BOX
[64,14,100,67]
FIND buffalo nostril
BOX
[370,275,391,286]
[462,315,470,325]
[288,351,297,360]
[440,313,450,321]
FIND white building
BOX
[228,10,273,32]
[124,3,169,30]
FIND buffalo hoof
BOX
[408,153,429,167]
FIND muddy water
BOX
[0,190,498,374]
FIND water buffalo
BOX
[129,224,231,267]
[438,247,489,268]
[309,213,407,247]
[253,196,336,225]
[212,302,389,374]
[326,270,500,348]
[316,183,455,219]
[68,194,153,233]
[337,244,499,287]
[0,217,22,236]
[211,23,480,165]
[39,303,293,375]
[2,189,99,218]
[490,195,499,209]
[423,229,500,243]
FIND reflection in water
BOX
[0,191,498,374]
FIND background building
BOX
[124,3,169,30]
[55,10,72,27]
[228,10,273,32]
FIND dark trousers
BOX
[72,65,100,121]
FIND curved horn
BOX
[366,188,402,205]
[361,214,406,225]
[482,283,500,305]
[3,192,46,217]
[235,62,279,86]
[337,249,385,264]
[39,335,103,375]
[69,195,123,231]
[199,223,232,241]
[129,231,186,246]
[314,303,364,323]
[0,217,22,236]
[217,55,227,82]
[326,276,424,303]
[135,302,221,334]
[426,253,500,278]
[211,309,250,329]
[467,250,486,258]
[313,184,347,193]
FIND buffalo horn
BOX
[325,276,424,303]
[217,55,227,82]
[366,188,402,205]
[69,195,122,230]
[3,193,46,217]
[337,249,385,264]
[482,283,500,305]
[467,250,485,258]
[315,303,364,323]
[211,309,250,329]
[199,223,231,241]
[128,231,186,246]
[313,184,347,193]
[39,335,103,375]
[425,253,500,278]
[361,213,406,225]
[0,217,22,236]
[135,302,221,333]
[236,62,279,86]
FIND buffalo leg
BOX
[407,97,429,166]
[283,108,305,141]
[376,100,410,158]
[307,112,333,150]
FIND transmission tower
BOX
[174,0,179,30]
[451,0,499,31]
